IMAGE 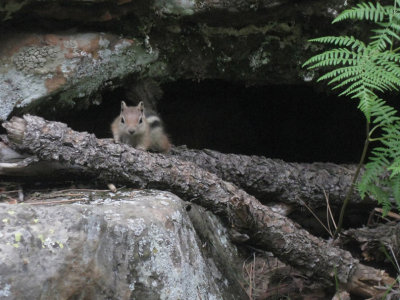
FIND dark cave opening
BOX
[159,80,366,163]
[15,79,389,164]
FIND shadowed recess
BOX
[159,80,366,163]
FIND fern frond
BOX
[383,52,400,62]
[371,27,400,45]
[317,66,360,82]
[307,59,358,69]
[391,175,400,211]
[377,58,400,80]
[389,22,400,35]
[333,2,387,23]
[334,77,363,94]
[302,48,360,68]
[339,82,366,97]
[362,60,400,91]
[359,95,400,213]
[386,27,400,41]
[388,158,400,178]
[363,75,396,92]
[357,90,376,120]
[305,0,400,217]
[309,36,366,51]
[362,77,389,92]
[364,98,400,133]
[324,69,362,85]
[370,102,400,125]
[330,74,363,89]
[370,30,392,50]
[369,8,400,50]
[358,159,387,198]
[369,184,392,214]
[371,27,396,42]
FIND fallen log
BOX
[171,146,364,208]
[1,136,366,210]
[0,140,90,178]
[342,222,400,263]
[2,115,396,297]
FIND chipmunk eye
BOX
[121,117,125,124]
[139,117,143,124]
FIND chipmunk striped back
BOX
[111,101,170,153]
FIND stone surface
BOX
[0,0,361,121]
[0,32,157,121]
[0,189,246,299]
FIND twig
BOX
[0,193,18,203]
[196,286,203,300]
[26,192,90,202]
[252,253,256,299]
[18,186,24,202]
[335,120,370,237]
[389,245,400,273]
[55,188,110,193]
[0,190,21,194]
[324,190,333,235]
[25,198,88,205]
[298,196,333,238]
[243,256,255,300]
[323,189,337,232]
[375,208,400,221]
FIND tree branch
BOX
[2,115,395,297]
[171,146,363,208]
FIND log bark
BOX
[171,146,363,208]
[0,140,90,178]
[2,115,395,297]
[342,223,400,263]
[1,137,365,209]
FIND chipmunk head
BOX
[119,101,147,135]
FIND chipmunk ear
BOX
[121,101,127,111]
[138,101,144,113]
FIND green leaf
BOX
[304,0,400,216]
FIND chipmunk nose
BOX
[128,129,135,135]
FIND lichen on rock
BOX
[0,189,246,299]
[13,46,58,74]
[0,32,158,121]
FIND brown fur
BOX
[111,101,170,153]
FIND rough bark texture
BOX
[171,146,362,207]
[342,223,400,263]
[1,138,364,209]
[0,139,91,178]
[3,115,395,297]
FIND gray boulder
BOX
[0,190,246,300]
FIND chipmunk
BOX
[111,101,171,153]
